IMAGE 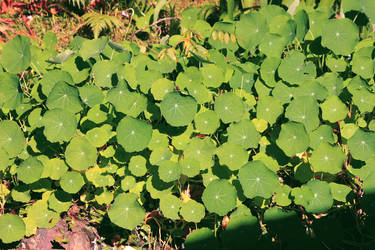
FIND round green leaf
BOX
[348,129,375,161]
[46,81,83,114]
[294,80,328,101]
[27,200,59,229]
[180,158,201,178]
[39,70,74,97]
[151,78,175,101]
[95,188,114,205]
[276,122,309,157]
[0,73,23,110]
[256,96,283,125]
[158,160,181,182]
[326,55,347,72]
[309,125,336,149]
[92,60,119,88]
[194,110,220,134]
[17,157,44,184]
[0,120,25,158]
[180,199,205,223]
[176,67,202,90]
[184,137,216,170]
[202,179,237,216]
[87,104,107,124]
[320,95,347,123]
[86,126,111,148]
[321,18,359,55]
[116,116,152,152]
[269,15,296,43]
[201,65,224,88]
[65,136,97,171]
[149,147,172,166]
[48,190,72,213]
[108,193,146,230]
[274,185,292,206]
[229,71,254,91]
[259,33,287,58]
[235,11,268,50]
[1,35,30,74]
[221,214,260,249]
[60,171,85,194]
[238,161,280,199]
[214,92,245,124]
[329,183,352,202]
[44,158,68,180]
[285,96,320,131]
[11,187,30,204]
[129,155,147,177]
[160,92,197,127]
[227,119,261,149]
[0,147,10,171]
[160,194,182,220]
[121,176,136,191]
[0,214,26,243]
[310,142,346,174]
[148,130,169,151]
[260,57,280,87]
[186,81,212,104]
[216,143,248,171]
[351,89,375,113]
[42,108,77,143]
[304,180,333,213]
[278,51,314,85]
[291,186,313,207]
[79,85,104,107]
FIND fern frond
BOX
[83,12,122,38]
[68,0,87,9]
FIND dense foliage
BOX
[1,0,375,248]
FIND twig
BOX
[132,16,181,36]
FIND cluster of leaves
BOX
[1,0,375,248]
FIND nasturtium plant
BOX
[160,194,182,220]
[347,129,375,161]
[238,161,280,199]
[17,157,44,184]
[116,116,152,152]
[1,1,375,246]
[256,96,283,125]
[0,120,25,158]
[65,136,97,171]
[320,95,347,123]
[108,193,146,230]
[194,110,220,134]
[305,180,333,214]
[216,142,248,171]
[128,155,147,177]
[46,81,83,114]
[0,214,26,243]
[42,108,77,143]
[321,18,359,56]
[276,122,309,157]
[0,35,31,74]
[310,143,346,174]
[0,73,23,110]
[227,119,261,149]
[160,92,197,127]
[60,171,85,194]
[202,179,237,216]
[158,160,181,182]
[180,158,201,178]
[214,92,245,124]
